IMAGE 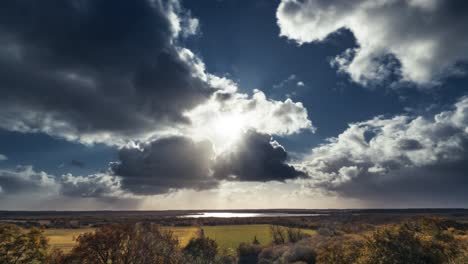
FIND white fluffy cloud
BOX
[0,154,6,161]
[277,0,468,86]
[186,87,313,152]
[301,96,468,206]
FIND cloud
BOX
[0,0,212,145]
[271,74,307,99]
[302,96,468,206]
[0,154,6,161]
[187,88,313,152]
[112,136,218,195]
[60,173,121,198]
[108,131,307,195]
[0,166,57,195]
[0,0,314,149]
[277,0,468,86]
[214,130,307,182]
[0,165,141,209]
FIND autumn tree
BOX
[0,224,48,264]
[316,236,364,264]
[286,227,308,243]
[358,221,462,264]
[65,223,183,264]
[183,235,218,264]
[270,225,286,245]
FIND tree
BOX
[238,242,262,264]
[286,227,308,243]
[358,222,458,264]
[183,236,218,264]
[270,225,286,245]
[65,223,183,264]
[0,224,49,264]
[316,237,363,264]
[252,236,260,245]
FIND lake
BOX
[179,212,324,218]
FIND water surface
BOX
[179,212,324,218]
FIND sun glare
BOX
[214,114,244,142]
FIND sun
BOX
[213,114,245,143]
[186,104,248,153]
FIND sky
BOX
[0,0,467,210]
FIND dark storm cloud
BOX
[0,0,213,144]
[214,130,306,182]
[112,136,217,195]
[304,97,468,206]
[330,159,468,206]
[107,131,306,196]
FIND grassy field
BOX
[43,225,316,254]
[44,228,95,253]
[202,224,317,254]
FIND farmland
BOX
[3,210,468,263]
[202,224,317,254]
[44,228,95,253]
[42,224,317,253]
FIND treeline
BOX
[0,218,467,263]
[5,211,468,230]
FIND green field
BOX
[43,225,316,254]
[202,225,317,254]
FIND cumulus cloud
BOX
[277,0,468,86]
[0,0,213,145]
[0,165,141,209]
[302,96,468,206]
[0,166,57,195]
[214,130,307,182]
[0,0,315,150]
[112,136,218,195]
[187,88,313,152]
[0,154,6,161]
[60,173,122,198]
